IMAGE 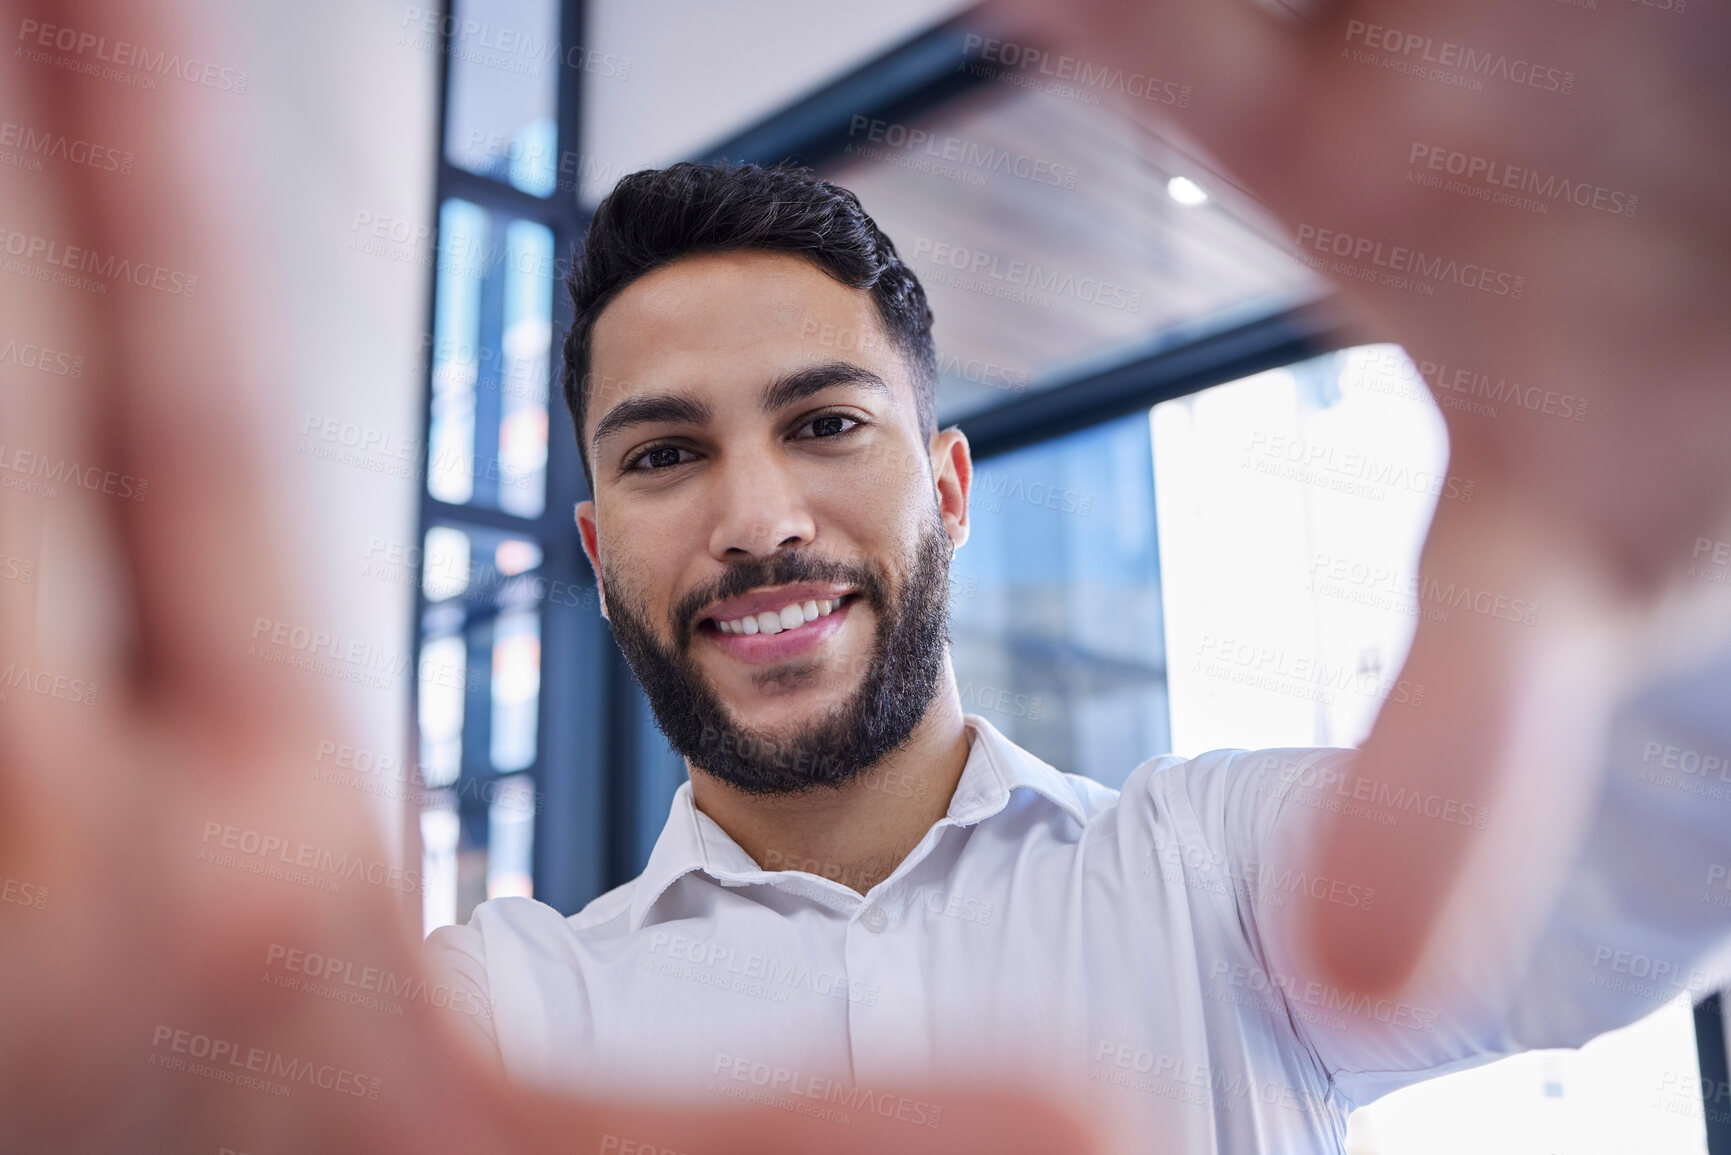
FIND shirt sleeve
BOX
[422,920,505,1072]
[1180,646,1731,1111]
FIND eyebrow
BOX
[590,392,712,451]
[760,361,890,413]
[589,360,889,457]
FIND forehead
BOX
[586,250,904,419]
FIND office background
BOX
[247,2,1730,1151]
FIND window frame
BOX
[412,0,608,921]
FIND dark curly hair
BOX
[560,161,938,486]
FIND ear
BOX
[575,500,608,621]
[929,427,972,552]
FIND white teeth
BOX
[714,596,846,637]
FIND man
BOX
[425,162,1731,1152]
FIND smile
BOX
[713,597,845,635]
[697,585,860,664]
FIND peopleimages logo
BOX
[1207,959,1442,1034]
[16,19,250,93]
[0,444,148,502]
[1342,20,1575,94]
[845,116,1079,189]
[910,238,1142,313]
[710,1054,944,1129]
[264,943,495,1019]
[1294,225,1524,299]
[148,1025,381,1099]
[0,335,84,377]
[199,820,428,896]
[1408,144,1637,218]
[0,662,99,707]
[960,33,1191,108]
[0,227,199,297]
[0,121,133,175]
[1260,752,1492,830]
[399,7,632,81]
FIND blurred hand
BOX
[0,2,1098,1152]
[1002,0,1731,993]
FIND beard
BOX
[602,512,953,796]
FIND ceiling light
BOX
[1167,176,1209,206]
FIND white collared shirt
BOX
[427,697,1731,1154]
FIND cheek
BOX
[597,519,682,614]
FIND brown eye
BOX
[801,415,858,439]
[629,445,695,471]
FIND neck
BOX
[688,669,970,895]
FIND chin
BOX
[727,685,848,731]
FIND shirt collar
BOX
[626,714,1088,931]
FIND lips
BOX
[694,582,860,664]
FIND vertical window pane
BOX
[420,800,460,933]
[427,203,552,515]
[418,633,467,788]
[486,775,536,901]
[441,0,560,197]
[423,526,472,602]
[429,200,486,505]
[498,220,552,517]
[490,609,541,773]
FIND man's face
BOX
[576,250,971,794]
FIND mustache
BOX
[668,552,889,644]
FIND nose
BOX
[706,452,816,562]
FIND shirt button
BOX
[860,905,890,934]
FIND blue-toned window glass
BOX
[486,776,536,900]
[442,0,560,197]
[498,220,552,517]
[490,608,541,771]
[427,202,552,516]
[416,518,568,929]
[949,412,1169,789]
[429,200,487,506]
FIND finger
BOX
[0,0,139,857]
[1299,491,1631,995]
[11,0,329,755]
[1005,0,1731,584]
